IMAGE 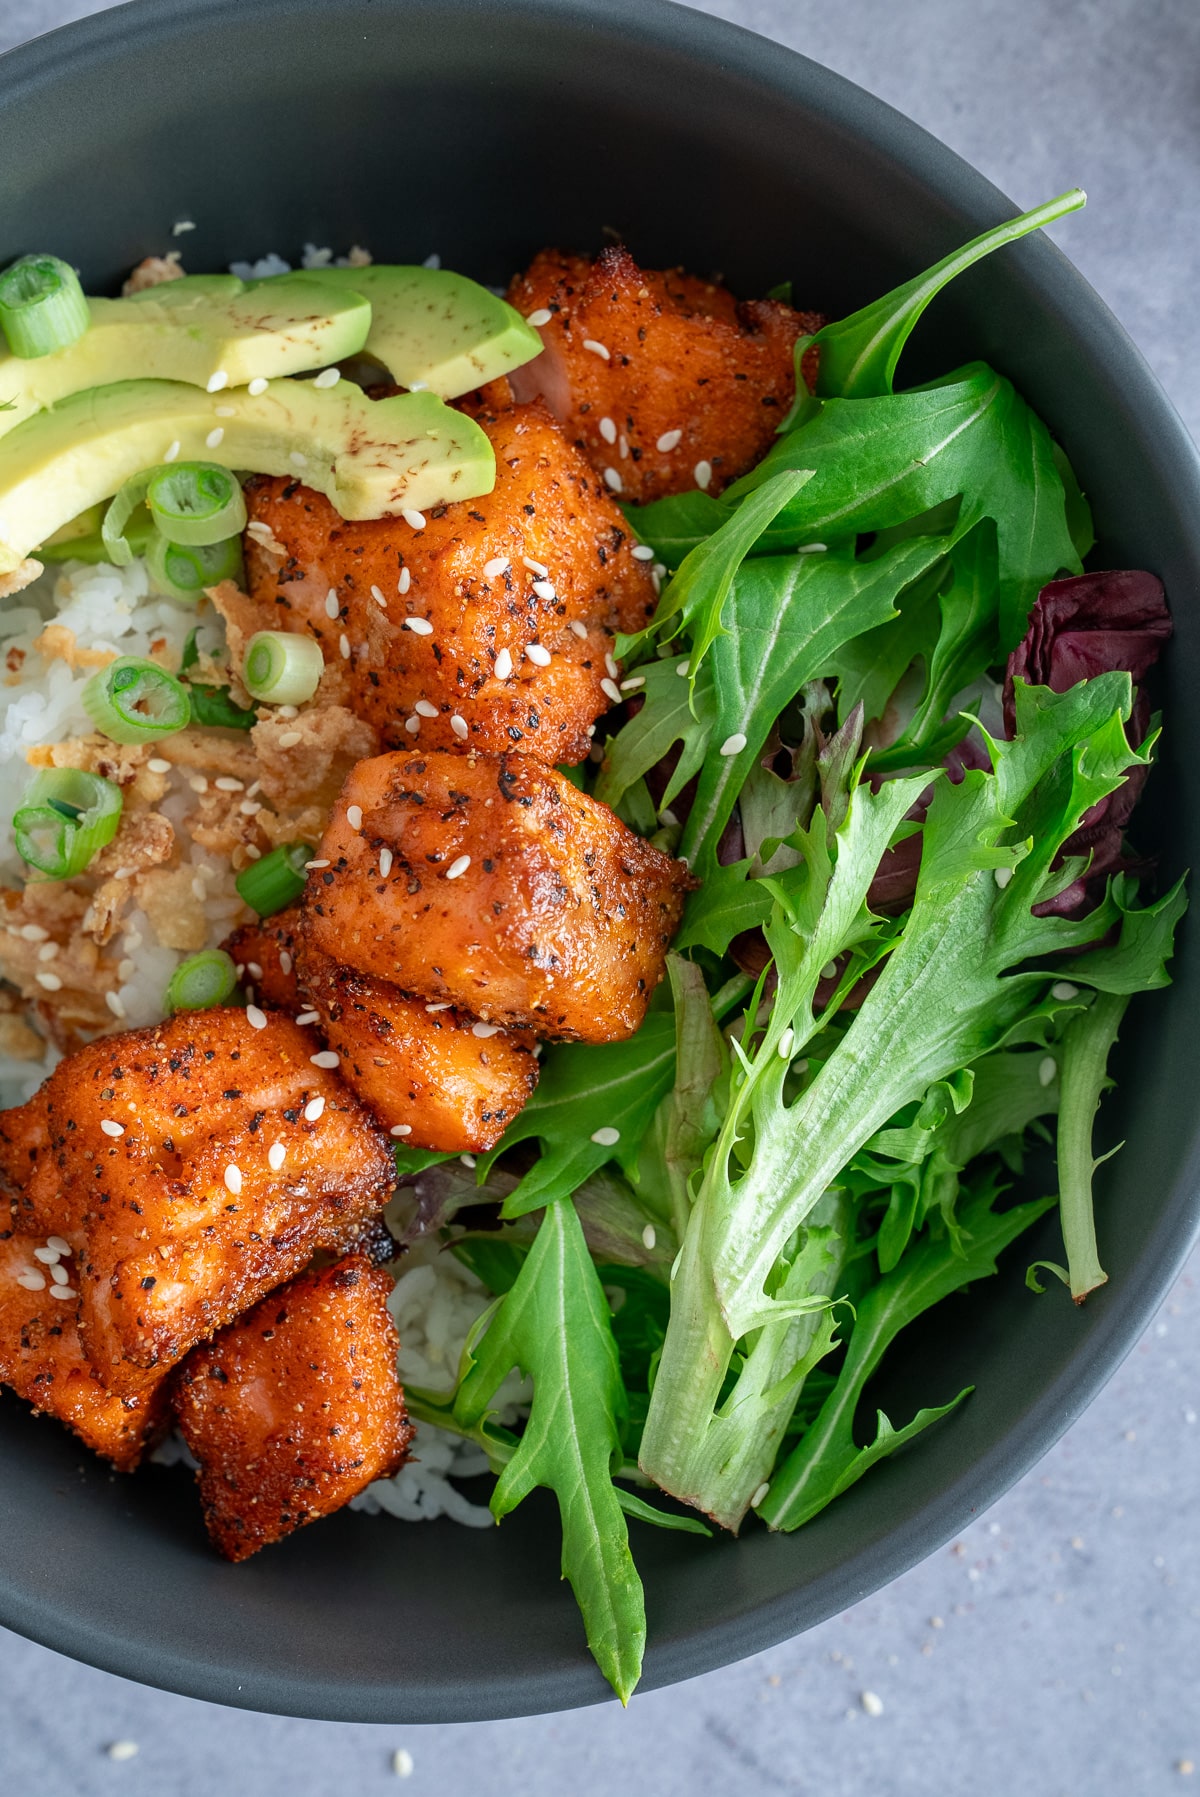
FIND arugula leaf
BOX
[1053,990,1127,1303]
[759,1183,1055,1529]
[673,857,773,957]
[622,490,732,570]
[453,1198,646,1703]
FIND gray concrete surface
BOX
[2,0,1198,1790]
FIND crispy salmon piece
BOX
[0,1090,68,1238]
[0,1233,168,1469]
[304,749,692,1042]
[295,935,538,1152]
[223,905,304,1011]
[23,1008,394,1395]
[506,245,821,503]
[240,399,655,763]
[174,1253,413,1561]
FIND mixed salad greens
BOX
[392,194,1181,1700]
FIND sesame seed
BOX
[796,542,828,554]
[494,647,514,680]
[398,567,412,595]
[778,1027,795,1058]
[425,1002,452,1012]
[206,426,225,449]
[314,366,340,388]
[278,730,303,747]
[290,450,308,468]
[631,544,655,561]
[224,1163,243,1194]
[279,950,293,975]
[107,1742,139,1762]
[568,620,588,639]
[36,940,58,961]
[18,924,49,941]
[100,1118,124,1137]
[379,847,393,877]
[1039,1056,1058,1087]
[324,589,340,618]
[532,579,556,601]
[599,416,617,444]
[591,1126,620,1146]
[522,557,549,578]
[751,1482,770,1508]
[246,1005,268,1031]
[821,960,838,981]
[276,706,298,719]
[484,556,510,578]
[295,1011,320,1026]
[310,1050,340,1068]
[188,774,209,793]
[860,1691,884,1717]
[51,1261,70,1286]
[604,653,619,679]
[239,799,259,816]
[304,1095,326,1122]
[694,460,713,490]
[215,776,244,792]
[268,1142,286,1170]
[600,678,622,703]
[246,962,263,980]
[446,854,471,880]
[33,1246,60,1264]
[994,866,1013,889]
[460,1153,477,1169]
[472,1021,501,1038]
[16,1271,46,1291]
[248,376,268,396]
[49,1285,76,1300]
[404,616,433,635]
[163,439,181,462]
[147,757,171,774]
[603,467,623,492]
[526,643,551,667]
[415,699,439,718]
[339,633,351,659]
[450,714,469,740]
[1052,980,1080,1001]
[47,1236,71,1256]
[405,716,421,735]
[214,404,235,417]
[656,429,682,452]
[641,1223,656,1250]
[620,676,645,691]
[582,339,611,359]
[720,733,747,756]
[403,508,426,531]
[619,434,629,459]
[390,1123,413,1137]
[245,845,262,860]
[206,370,229,392]
[35,972,63,991]
[106,991,127,1019]
[525,307,552,327]
[371,584,388,607]
[346,804,364,831]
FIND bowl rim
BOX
[2,0,1200,1724]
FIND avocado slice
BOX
[0,377,494,574]
[0,274,371,442]
[296,266,542,398]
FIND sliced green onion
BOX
[0,254,90,358]
[42,500,155,567]
[235,841,312,916]
[102,472,153,567]
[12,768,122,878]
[147,527,243,600]
[146,463,247,547]
[165,949,237,1013]
[82,656,191,745]
[243,631,324,705]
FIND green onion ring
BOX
[0,254,90,359]
[81,656,191,744]
[146,463,247,547]
[243,630,324,705]
[235,842,312,917]
[12,768,123,879]
[165,949,238,1013]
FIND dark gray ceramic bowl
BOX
[1,0,1197,1725]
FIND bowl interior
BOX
[1,0,1198,1723]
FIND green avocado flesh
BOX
[286,265,543,398]
[0,377,495,573]
[0,274,371,441]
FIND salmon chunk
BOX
[296,936,538,1152]
[0,1232,168,1469]
[0,1090,63,1239]
[240,399,655,763]
[174,1254,413,1561]
[304,749,692,1041]
[17,1008,395,1394]
[223,905,304,1011]
[506,245,821,503]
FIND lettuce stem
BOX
[1056,990,1128,1302]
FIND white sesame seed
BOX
[188,774,209,793]
[631,544,655,561]
[314,366,341,388]
[276,706,298,719]
[215,776,245,792]
[278,730,303,748]
[245,1004,268,1031]
[425,1001,452,1012]
[33,1246,61,1265]
[860,1691,884,1717]
[583,339,611,360]
[603,467,623,492]
[47,1236,71,1256]
[290,450,308,468]
[279,950,293,975]
[604,652,619,679]
[656,429,683,452]
[446,854,471,880]
[483,556,510,579]
[619,434,629,459]
[694,460,713,490]
[244,845,262,860]
[268,1142,286,1171]
[591,1126,621,1147]
[405,716,421,734]
[472,1021,502,1038]
[346,803,364,831]
[246,962,263,981]
[532,579,556,601]
[325,588,340,618]
[599,416,618,445]
[398,566,412,595]
[796,542,828,554]
[18,924,49,941]
[16,1271,46,1291]
[526,642,552,667]
[390,1124,413,1138]
[450,714,469,740]
[525,307,552,327]
[522,557,549,578]
[100,1119,124,1138]
[1052,981,1080,1001]
[1039,1056,1058,1087]
[117,957,136,980]
[720,733,748,756]
[339,633,351,660]
[494,647,514,680]
[107,1742,139,1762]
[600,678,623,703]
[568,620,589,639]
[778,1027,795,1059]
[371,584,388,607]
[239,799,259,816]
[50,1261,70,1286]
[206,426,225,448]
[296,1011,320,1026]
[248,377,268,396]
[379,847,393,877]
[163,438,181,463]
[402,508,426,531]
[460,1153,477,1169]
[642,1223,656,1250]
[224,1163,243,1195]
[311,1050,340,1068]
[214,404,236,418]
[404,616,434,636]
[106,991,127,1019]
[994,866,1013,889]
[620,676,645,691]
[35,972,63,991]
[415,699,439,718]
[147,757,171,774]
[206,370,229,392]
[49,1285,76,1300]
[304,1095,326,1122]
[37,941,59,961]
